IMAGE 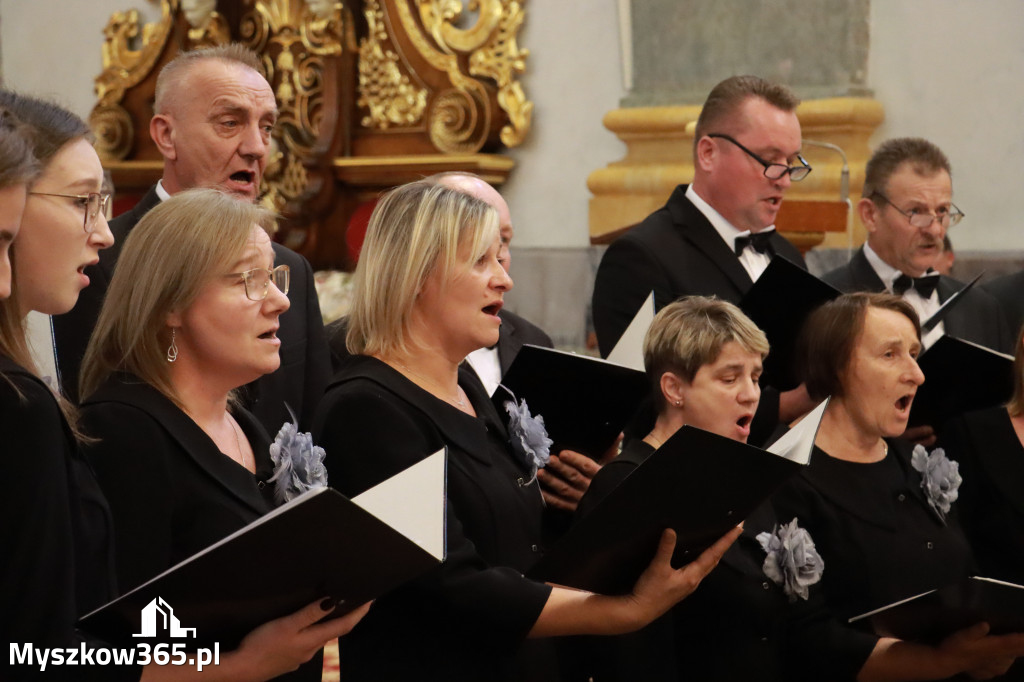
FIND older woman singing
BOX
[314,180,740,682]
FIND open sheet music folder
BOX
[528,400,828,595]
[909,335,1014,426]
[79,449,448,649]
[494,344,648,460]
[849,576,1024,644]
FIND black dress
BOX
[940,406,1024,585]
[313,355,555,682]
[771,439,976,626]
[572,438,876,682]
[80,373,320,681]
[0,356,137,681]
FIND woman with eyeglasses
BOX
[0,92,366,681]
[0,90,121,679]
[77,188,368,680]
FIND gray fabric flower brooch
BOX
[268,406,328,504]
[911,444,961,523]
[756,518,824,602]
[503,397,553,484]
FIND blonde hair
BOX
[644,296,769,411]
[346,180,498,357]
[80,188,277,404]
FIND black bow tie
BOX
[893,272,940,297]
[734,231,775,257]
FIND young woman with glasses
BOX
[0,92,367,680]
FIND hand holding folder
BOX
[79,449,448,648]
[529,400,828,595]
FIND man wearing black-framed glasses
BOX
[592,75,815,445]
[822,137,1011,356]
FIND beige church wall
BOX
[867,0,1024,258]
[1,1,1021,345]
[2,1,1022,253]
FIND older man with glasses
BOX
[822,136,1011,355]
[591,75,815,445]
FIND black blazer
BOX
[940,406,1024,584]
[80,375,276,591]
[771,439,976,621]
[313,355,554,682]
[53,185,331,433]
[822,247,1013,353]
[591,184,806,357]
[590,185,802,444]
[494,308,554,376]
[80,375,321,681]
[981,269,1024,341]
[0,356,126,681]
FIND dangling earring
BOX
[166,328,179,363]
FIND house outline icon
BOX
[132,597,197,638]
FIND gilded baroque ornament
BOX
[91,0,178,161]
[402,0,533,151]
[357,0,429,129]
[182,0,231,48]
[239,0,348,215]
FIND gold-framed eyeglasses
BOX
[871,192,964,229]
[227,265,290,301]
[28,192,111,233]
[706,133,813,182]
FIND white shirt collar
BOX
[155,179,172,202]
[686,185,774,280]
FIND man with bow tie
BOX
[591,75,813,443]
[822,137,1011,354]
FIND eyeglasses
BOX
[28,192,112,233]
[707,133,813,182]
[871,192,964,229]
[227,265,290,301]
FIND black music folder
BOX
[527,400,828,595]
[494,344,649,460]
[849,577,1024,644]
[909,335,1013,426]
[739,256,841,391]
[79,450,448,649]
[921,272,983,332]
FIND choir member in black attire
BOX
[941,323,1024,586]
[0,92,361,682]
[77,188,368,680]
[313,180,740,682]
[773,293,1024,679]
